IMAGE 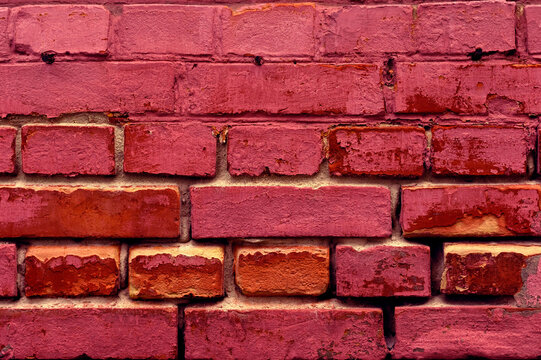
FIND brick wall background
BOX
[1,1,541,359]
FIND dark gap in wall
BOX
[178,305,186,360]
[429,241,444,296]
[328,238,337,298]
[382,299,396,351]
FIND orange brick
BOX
[234,245,330,296]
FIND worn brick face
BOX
[0,127,16,174]
[0,243,17,297]
[129,243,224,299]
[235,245,329,296]
[526,6,541,55]
[0,8,9,60]
[25,244,120,297]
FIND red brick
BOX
[111,5,217,58]
[442,243,541,306]
[184,304,387,360]
[180,63,384,115]
[11,5,109,56]
[124,123,216,176]
[22,125,115,176]
[0,62,175,117]
[327,126,426,177]
[526,6,541,55]
[400,185,541,237]
[191,186,391,238]
[336,245,431,297]
[320,5,414,55]
[395,63,541,114]
[221,4,315,58]
[415,2,515,54]
[394,306,541,359]
[0,243,16,297]
[0,127,16,174]
[0,8,9,60]
[25,245,120,297]
[129,243,224,299]
[234,245,329,296]
[0,186,180,238]
[431,126,531,176]
[227,125,323,176]
[0,305,177,359]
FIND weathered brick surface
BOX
[124,123,216,176]
[431,126,531,176]
[320,5,414,55]
[526,6,541,55]
[0,243,17,297]
[221,4,315,58]
[184,305,387,360]
[395,63,541,114]
[129,243,224,299]
[415,2,515,54]
[180,63,384,115]
[0,8,9,60]
[0,127,16,174]
[0,305,178,359]
[234,245,329,296]
[191,186,391,238]
[394,306,541,359]
[227,125,323,176]
[442,243,541,306]
[336,245,431,297]
[0,186,180,238]
[111,5,217,58]
[401,185,541,237]
[25,245,120,297]
[0,62,175,117]
[11,5,110,56]
[327,126,426,177]
[22,125,115,176]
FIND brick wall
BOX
[1,1,541,359]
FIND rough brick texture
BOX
[0,305,178,359]
[526,6,541,55]
[124,123,216,176]
[227,125,323,176]
[129,243,224,299]
[25,245,120,297]
[22,125,115,176]
[401,185,541,237]
[191,186,391,238]
[0,186,180,238]
[336,245,431,297]
[184,305,387,360]
[0,243,17,297]
[327,126,426,177]
[394,306,541,359]
[0,127,16,174]
[234,245,329,296]
[0,8,9,60]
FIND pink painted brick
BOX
[22,125,115,176]
[327,126,426,177]
[320,5,414,55]
[0,243,17,297]
[0,127,16,174]
[180,63,383,115]
[191,186,391,238]
[124,123,216,177]
[431,125,531,176]
[394,306,541,359]
[111,5,217,58]
[0,305,177,359]
[0,62,175,117]
[0,8,9,60]
[227,125,323,176]
[526,6,541,55]
[11,5,109,56]
[221,4,315,58]
[396,63,541,114]
[400,185,541,238]
[184,306,387,360]
[415,2,515,54]
[336,245,431,297]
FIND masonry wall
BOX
[0,0,541,359]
